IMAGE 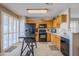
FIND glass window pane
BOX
[3,15,9,34]
[16,33,19,42]
[17,20,19,33]
[3,35,9,49]
[9,17,14,33]
[13,33,17,43]
[16,20,19,42]
[14,19,17,32]
[20,20,25,36]
[9,34,13,46]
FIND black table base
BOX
[19,37,37,56]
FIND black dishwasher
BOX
[61,37,69,56]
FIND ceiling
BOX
[1,3,79,18]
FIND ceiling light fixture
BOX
[27,9,48,13]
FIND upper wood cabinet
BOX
[52,18,59,28]
[59,15,67,23]
[47,20,53,28]
[52,15,67,28]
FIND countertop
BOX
[49,32,72,40]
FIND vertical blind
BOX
[70,19,79,33]
[2,12,20,50]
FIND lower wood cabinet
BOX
[56,36,61,49]
[36,32,39,42]
[47,33,51,42]
[51,34,61,50]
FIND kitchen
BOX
[0,3,79,56]
[25,12,69,56]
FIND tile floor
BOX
[0,42,63,56]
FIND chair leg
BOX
[20,39,24,56]
[31,43,34,56]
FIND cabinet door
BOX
[62,15,67,22]
[51,34,54,43]
[53,19,58,28]
[36,32,39,42]
[47,33,51,42]
[56,36,61,50]
[53,35,56,45]
[47,20,53,28]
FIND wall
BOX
[72,33,79,56]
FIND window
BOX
[20,20,25,36]
[9,16,14,33]
[2,13,9,49]
[3,35,9,49]
[16,20,19,42]
[70,20,79,33]
[2,12,20,50]
[8,16,14,46]
[2,14,9,34]
[14,18,17,33]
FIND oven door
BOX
[39,33,47,42]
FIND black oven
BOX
[39,24,47,42]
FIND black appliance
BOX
[51,28,57,33]
[61,37,69,56]
[39,24,47,42]
[25,23,36,36]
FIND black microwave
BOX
[51,29,57,33]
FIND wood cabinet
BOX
[52,19,57,28]
[47,33,51,42]
[36,32,39,42]
[52,18,60,28]
[61,15,67,22]
[52,15,67,28]
[47,20,53,28]
[51,34,61,50]
[55,35,61,49]
[58,15,67,23]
